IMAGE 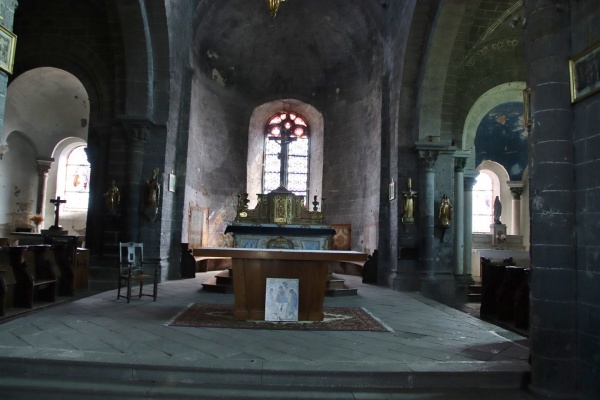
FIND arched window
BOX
[263,111,310,199]
[472,172,493,233]
[63,146,90,211]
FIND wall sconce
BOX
[401,177,417,233]
[438,194,452,242]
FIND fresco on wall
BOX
[475,102,528,181]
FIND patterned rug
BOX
[168,303,392,332]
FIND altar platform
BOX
[0,272,536,399]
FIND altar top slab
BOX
[193,247,368,262]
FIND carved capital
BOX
[418,150,438,171]
[454,157,467,173]
[510,187,523,200]
[36,158,54,176]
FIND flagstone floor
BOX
[0,271,538,399]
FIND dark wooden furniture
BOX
[44,236,78,296]
[11,246,57,309]
[193,248,368,321]
[480,256,529,329]
[118,242,161,303]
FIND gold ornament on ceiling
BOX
[266,0,286,19]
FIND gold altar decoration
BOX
[235,186,325,225]
[266,0,286,19]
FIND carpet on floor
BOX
[168,303,392,331]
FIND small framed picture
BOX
[168,172,176,192]
[523,88,532,129]
[389,179,396,201]
[569,41,600,103]
[265,278,299,321]
[0,24,17,74]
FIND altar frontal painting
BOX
[265,278,299,321]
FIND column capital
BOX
[36,157,54,175]
[508,181,524,200]
[463,170,479,191]
[453,150,470,173]
[119,116,153,144]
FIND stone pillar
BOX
[415,142,455,303]
[525,1,576,397]
[417,149,437,282]
[507,181,523,236]
[121,119,149,243]
[463,171,478,281]
[35,158,54,219]
[452,152,469,277]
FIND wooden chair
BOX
[117,242,160,303]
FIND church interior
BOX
[0,0,598,398]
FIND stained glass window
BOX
[64,146,90,211]
[263,111,310,199]
[472,172,493,233]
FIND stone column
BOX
[507,181,523,236]
[121,119,149,243]
[463,171,478,281]
[415,142,455,302]
[35,157,54,220]
[417,149,437,282]
[452,152,469,277]
[525,1,576,397]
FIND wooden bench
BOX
[480,256,529,329]
[10,246,57,309]
[44,236,78,297]
[0,248,17,316]
[180,243,231,278]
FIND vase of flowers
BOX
[30,214,44,233]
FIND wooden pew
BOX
[10,246,57,309]
[0,248,18,316]
[44,236,78,297]
[480,257,514,316]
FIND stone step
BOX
[0,357,531,399]
[325,287,358,297]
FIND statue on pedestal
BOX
[438,194,452,228]
[494,196,502,224]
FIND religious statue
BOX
[494,195,502,224]
[267,0,286,19]
[401,177,417,224]
[438,194,452,228]
[104,181,120,213]
[147,168,160,208]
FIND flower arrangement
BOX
[30,214,44,226]
[496,233,507,242]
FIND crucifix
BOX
[49,196,67,230]
[266,112,309,189]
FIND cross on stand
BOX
[266,113,310,189]
[49,196,67,231]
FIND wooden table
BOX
[192,248,368,321]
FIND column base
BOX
[418,274,458,307]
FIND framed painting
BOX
[523,87,532,129]
[168,172,176,192]
[569,41,600,103]
[265,278,299,322]
[188,205,208,248]
[0,24,16,74]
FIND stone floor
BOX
[0,272,542,399]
